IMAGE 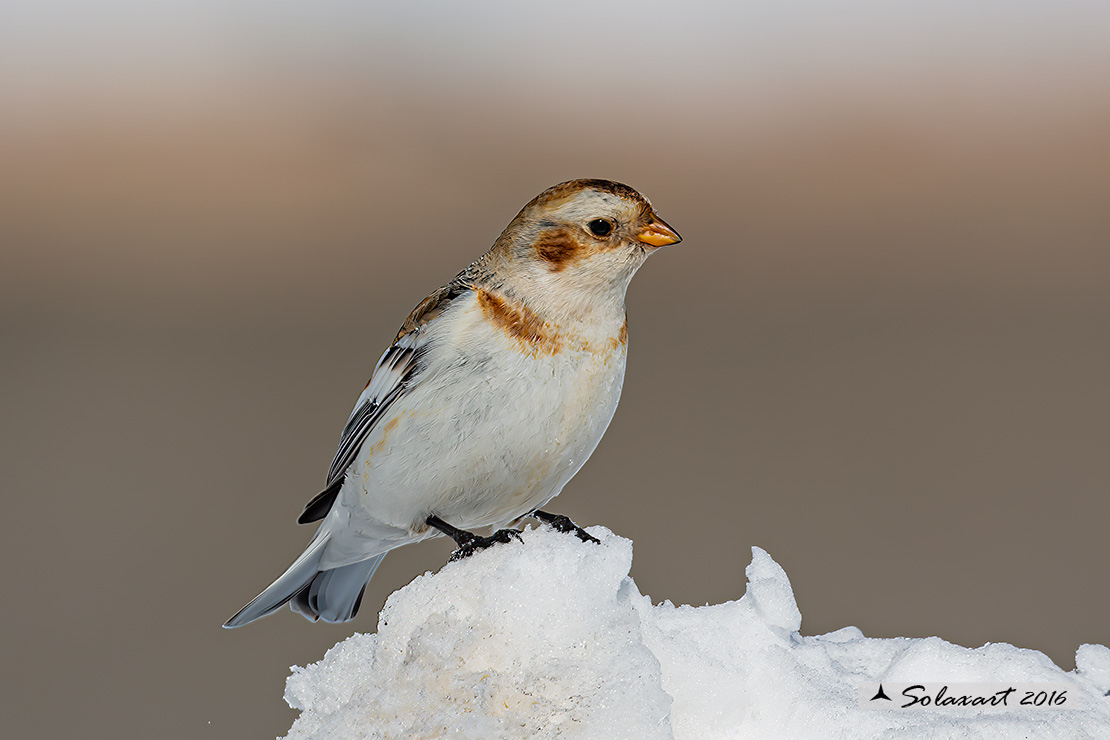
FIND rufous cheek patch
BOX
[534,228,582,272]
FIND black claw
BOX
[448,528,522,561]
[532,510,600,544]
[427,515,523,561]
[426,515,471,546]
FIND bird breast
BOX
[346,290,628,535]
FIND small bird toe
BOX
[532,511,600,544]
[448,528,522,561]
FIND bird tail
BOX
[223,534,387,628]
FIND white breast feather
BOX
[319,292,627,569]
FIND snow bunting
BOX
[225,179,681,627]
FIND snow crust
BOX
[283,527,1110,739]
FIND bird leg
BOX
[426,515,522,562]
[531,510,600,544]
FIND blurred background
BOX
[2,1,1108,737]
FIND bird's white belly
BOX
[336,317,626,557]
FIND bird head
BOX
[490,179,681,321]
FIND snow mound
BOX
[283,527,1109,739]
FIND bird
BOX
[224,178,681,627]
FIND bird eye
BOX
[587,219,613,237]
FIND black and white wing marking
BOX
[297,333,421,523]
[297,281,471,524]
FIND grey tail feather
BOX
[224,536,329,628]
[223,534,387,628]
[290,554,386,623]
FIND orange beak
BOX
[636,215,682,247]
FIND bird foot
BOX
[448,528,523,561]
[532,511,600,544]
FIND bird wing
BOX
[298,282,470,524]
[326,333,421,486]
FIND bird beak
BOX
[636,215,682,247]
